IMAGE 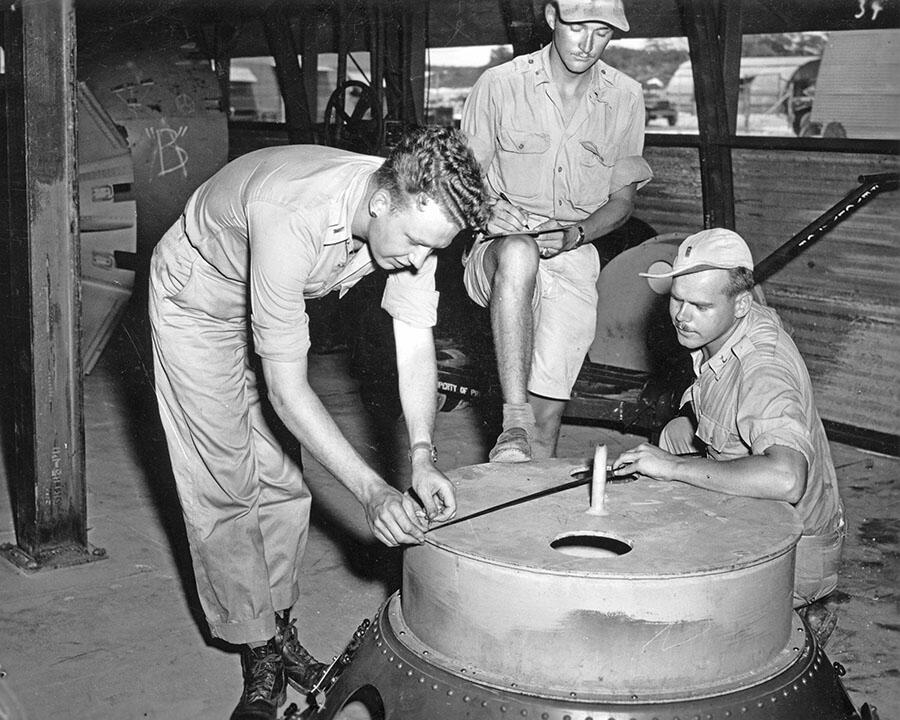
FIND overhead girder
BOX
[71,0,898,58]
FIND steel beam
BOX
[0,0,100,572]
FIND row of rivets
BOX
[370,626,826,720]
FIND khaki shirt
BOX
[179,145,439,361]
[682,303,843,536]
[461,44,652,223]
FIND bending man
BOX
[149,127,488,720]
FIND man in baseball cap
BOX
[611,227,845,636]
[459,0,652,463]
[555,0,629,31]
[640,227,754,294]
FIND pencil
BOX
[496,191,530,230]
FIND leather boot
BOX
[276,609,328,694]
[230,638,287,720]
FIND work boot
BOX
[230,638,286,720]
[276,610,328,694]
[800,597,840,648]
[489,403,535,463]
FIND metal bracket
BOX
[0,542,108,573]
[281,618,372,719]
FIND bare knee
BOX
[489,235,540,288]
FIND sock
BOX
[501,402,535,433]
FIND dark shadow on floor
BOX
[91,271,218,641]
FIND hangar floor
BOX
[0,306,897,720]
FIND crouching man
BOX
[611,229,845,619]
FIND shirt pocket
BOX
[571,140,615,209]
[496,127,551,199]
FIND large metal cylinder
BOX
[311,459,860,720]
[401,459,803,700]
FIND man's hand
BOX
[534,220,573,258]
[488,194,530,235]
[610,443,679,481]
[362,484,430,547]
[410,460,457,523]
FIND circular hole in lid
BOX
[550,532,632,558]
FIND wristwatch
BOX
[408,441,438,463]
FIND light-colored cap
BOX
[640,228,754,293]
[555,0,629,31]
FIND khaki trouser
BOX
[793,520,844,608]
[660,415,844,608]
[148,222,311,645]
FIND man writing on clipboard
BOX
[461,0,652,462]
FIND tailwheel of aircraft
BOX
[324,80,384,154]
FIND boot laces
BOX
[280,618,315,660]
[245,646,281,701]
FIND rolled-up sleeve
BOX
[608,87,653,193]
[610,154,653,194]
[738,362,815,464]
[460,73,499,172]
[381,254,439,328]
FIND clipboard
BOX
[479,226,572,242]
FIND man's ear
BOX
[544,2,557,30]
[734,290,752,319]
[369,188,391,217]
[415,192,432,212]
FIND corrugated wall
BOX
[635,146,899,437]
[635,147,704,231]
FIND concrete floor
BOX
[0,310,898,720]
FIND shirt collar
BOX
[323,168,373,247]
[531,44,614,98]
[691,309,755,379]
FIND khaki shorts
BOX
[463,240,600,399]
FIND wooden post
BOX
[367,0,386,150]
[0,0,98,571]
[192,21,238,118]
[299,12,320,127]
[383,3,403,122]
[403,1,428,125]
[262,6,315,144]
[720,1,743,135]
[335,0,349,92]
[499,0,542,57]
[677,0,740,229]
